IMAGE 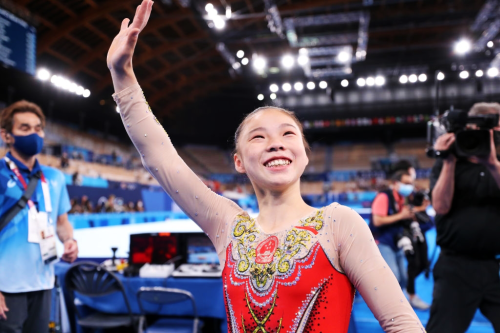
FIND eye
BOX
[251,135,264,140]
[284,131,295,136]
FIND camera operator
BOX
[426,103,500,332]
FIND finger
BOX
[140,0,153,31]
[129,2,147,31]
[126,28,141,49]
[120,18,130,32]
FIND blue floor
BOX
[351,229,494,333]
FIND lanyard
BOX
[4,156,52,212]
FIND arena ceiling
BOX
[2,0,497,145]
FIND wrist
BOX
[64,238,77,244]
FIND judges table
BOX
[54,262,226,332]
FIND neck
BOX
[253,180,314,233]
[9,148,36,171]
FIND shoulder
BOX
[324,202,365,223]
[40,165,66,185]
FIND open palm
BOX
[107,0,153,72]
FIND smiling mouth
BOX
[264,159,292,168]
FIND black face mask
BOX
[495,130,500,147]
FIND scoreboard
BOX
[0,7,36,76]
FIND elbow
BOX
[432,201,450,215]
[372,216,382,227]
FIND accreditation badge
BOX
[40,223,58,264]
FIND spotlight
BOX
[36,68,50,81]
[257,94,264,101]
[232,62,241,70]
[409,74,417,83]
[487,67,499,77]
[294,82,303,91]
[319,81,328,89]
[213,16,225,29]
[241,58,249,65]
[226,6,231,19]
[205,3,214,12]
[282,83,291,92]
[341,79,349,87]
[454,39,471,55]
[270,93,277,100]
[337,51,350,63]
[418,74,427,82]
[357,78,366,87]
[487,41,494,48]
[366,77,375,86]
[307,82,315,90]
[116,106,120,113]
[299,48,308,55]
[270,84,279,92]
[437,72,445,81]
[297,55,309,66]
[253,56,267,71]
[375,76,385,86]
[83,89,91,98]
[281,55,294,69]
[76,86,84,95]
[399,75,408,84]
[236,50,244,58]
[459,70,469,79]
[475,70,484,77]
[69,82,78,93]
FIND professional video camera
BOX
[426,108,499,158]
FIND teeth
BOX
[265,159,291,167]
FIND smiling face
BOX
[234,108,309,192]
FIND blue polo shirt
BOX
[0,152,71,293]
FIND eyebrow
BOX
[247,123,297,136]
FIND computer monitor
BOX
[186,234,219,264]
[129,233,178,266]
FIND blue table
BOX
[54,262,226,332]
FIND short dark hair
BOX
[392,160,413,174]
[391,170,410,182]
[0,100,45,133]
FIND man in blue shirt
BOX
[0,100,78,333]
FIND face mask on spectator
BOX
[11,133,44,156]
[397,183,414,197]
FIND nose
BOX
[266,136,285,152]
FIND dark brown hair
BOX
[233,106,310,154]
[0,100,46,133]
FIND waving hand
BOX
[107,0,153,92]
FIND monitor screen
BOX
[187,234,219,264]
[129,233,178,265]
[0,8,36,75]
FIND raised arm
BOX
[332,204,424,332]
[430,133,456,215]
[107,0,243,254]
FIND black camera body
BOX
[427,109,499,158]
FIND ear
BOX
[0,129,11,145]
[234,153,246,174]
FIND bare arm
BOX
[56,213,78,262]
[372,203,413,227]
[431,133,457,215]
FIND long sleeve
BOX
[330,204,425,332]
[112,84,243,264]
